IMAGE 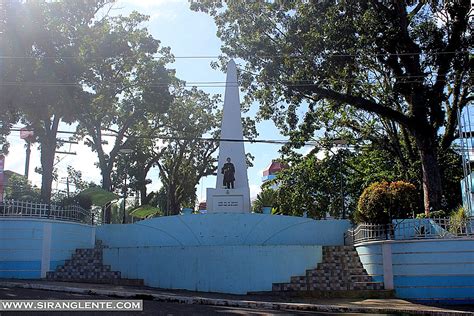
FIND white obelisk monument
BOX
[206,60,251,213]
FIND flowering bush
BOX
[355,181,418,224]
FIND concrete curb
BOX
[0,282,471,315]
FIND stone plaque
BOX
[213,195,244,213]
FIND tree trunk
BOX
[40,117,60,204]
[414,133,443,216]
[101,165,112,192]
[168,183,180,215]
[40,139,56,204]
[100,165,113,224]
[139,184,148,205]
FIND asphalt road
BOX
[0,287,394,316]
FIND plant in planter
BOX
[254,189,276,214]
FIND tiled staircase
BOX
[272,245,391,297]
[46,240,143,286]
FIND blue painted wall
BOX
[103,245,322,293]
[97,213,351,247]
[356,239,474,302]
[0,218,94,279]
[97,214,350,294]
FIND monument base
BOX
[206,188,251,213]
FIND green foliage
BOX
[270,152,352,219]
[253,189,276,212]
[57,194,93,211]
[77,10,173,192]
[449,206,468,235]
[152,87,221,215]
[191,0,472,213]
[1,0,113,203]
[355,181,418,224]
[4,174,41,201]
[416,209,449,219]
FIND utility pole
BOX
[119,147,133,224]
[25,141,31,179]
[20,128,35,179]
[66,176,70,199]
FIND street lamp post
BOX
[119,148,133,224]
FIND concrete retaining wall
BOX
[97,214,350,294]
[0,218,95,278]
[103,244,322,293]
[356,239,474,303]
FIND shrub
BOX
[416,209,448,219]
[449,206,468,235]
[4,174,40,201]
[57,194,93,210]
[253,189,276,213]
[355,181,418,224]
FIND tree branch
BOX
[291,84,414,129]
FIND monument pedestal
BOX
[206,188,251,213]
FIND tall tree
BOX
[192,0,473,214]
[154,87,220,214]
[77,12,173,192]
[1,0,111,203]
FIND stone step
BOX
[262,289,395,299]
[348,274,373,282]
[315,267,366,275]
[64,259,103,266]
[351,281,385,291]
[46,241,144,287]
[72,251,102,259]
[272,245,383,293]
[46,271,121,280]
[46,277,143,286]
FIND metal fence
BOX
[0,199,94,225]
[345,217,474,245]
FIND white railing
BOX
[344,223,394,245]
[345,217,474,245]
[0,199,94,225]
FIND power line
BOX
[1,76,468,88]
[0,50,469,60]
[7,128,367,149]
[8,128,319,146]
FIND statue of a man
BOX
[221,157,235,189]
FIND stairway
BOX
[46,240,144,286]
[272,245,389,297]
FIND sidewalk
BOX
[0,279,472,315]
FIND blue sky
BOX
[5,0,291,201]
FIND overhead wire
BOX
[0,75,469,88]
[7,128,365,149]
[0,50,469,60]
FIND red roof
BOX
[263,160,288,176]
